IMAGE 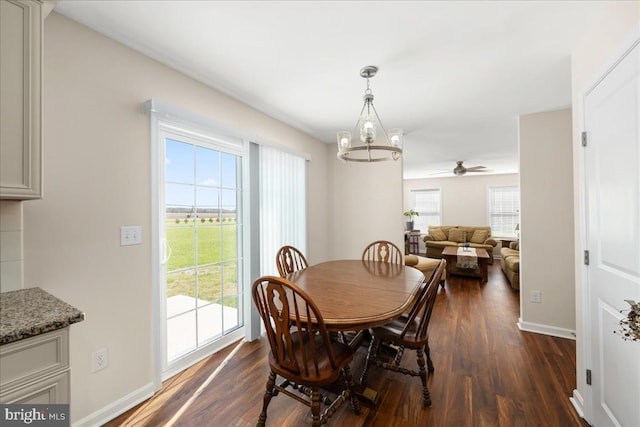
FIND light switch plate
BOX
[120,226,142,246]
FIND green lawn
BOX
[166,222,239,308]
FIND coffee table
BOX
[441,246,490,282]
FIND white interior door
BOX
[584,40,640,426]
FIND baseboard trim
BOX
[72,382,155,427]
[517,318,576,340]
[569,389,586,420]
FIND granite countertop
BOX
[0,287,84,345]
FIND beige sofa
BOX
[500,241,520,290]
[423,226,497,264]
[405,254,446,286]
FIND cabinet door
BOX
[0,371,70,404]
[0,329,69,391]
[0,329,70,404]
[0,0,42,199]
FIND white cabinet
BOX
[0,0,42,199]
[0,329,70,404]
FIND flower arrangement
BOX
[615,300,640,342]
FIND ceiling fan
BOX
[452,161,491,176]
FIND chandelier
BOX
[337,66,403,162]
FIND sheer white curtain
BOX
[259,145,307,276]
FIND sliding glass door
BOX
[160,127,244,376]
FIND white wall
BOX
[403,173,519,229]
[518,108,575,337]
[329,145,404,259]
[0,201,23,292]
[22,13,331,425]
[570,3,639,418]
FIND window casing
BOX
[488,186,520,237]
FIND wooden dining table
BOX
[285,259,426,332]
[285,259,425,406]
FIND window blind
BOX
[410,189,442,232]
[259,145,307,276]
[488,186,520,237]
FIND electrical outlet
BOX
[120,226,142,246]
[531,290,542,303]
[92,348,109,372]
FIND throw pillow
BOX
[470,229,489,244]
[448,228,466,243]
[430,228,447,241]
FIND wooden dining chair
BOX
[359,259,446,407]
[252,276,361,426]
[276,245,309,277]
[362,240,403,264]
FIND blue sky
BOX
[165,138,239,210]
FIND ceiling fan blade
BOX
[465,166,487,171]
[467,168,493,173]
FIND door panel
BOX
[585,40,640,427]
[162,132,244,374]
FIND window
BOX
[488,186,520,237]
[410,189,442,232]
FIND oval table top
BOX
[285,260,425,331]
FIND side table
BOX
[500,238,518,249]
[407,232,422,255]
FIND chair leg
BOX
[426,343,434,373]
[416,347,432,407]
[393,345,405,366]
[311,389,322,427]
[342,365,362,415]
[360,338,380,386]
[258,371,277,426]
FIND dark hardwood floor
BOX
[104,263,588,426]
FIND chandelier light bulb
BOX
[337,131,351,151]
[360,115,377,143]
[389,128,403,148]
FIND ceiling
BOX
[53,1,607,179]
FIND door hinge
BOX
[581,131,587,147]
[586,369,592,385]
[584,250,590,265]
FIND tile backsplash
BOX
[0,201,23,292]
